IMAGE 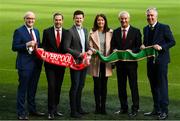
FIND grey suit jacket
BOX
[64,25,90,61]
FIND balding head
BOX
[24,11,36,28]
[24,11,35,19]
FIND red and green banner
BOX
[35,46,157,70]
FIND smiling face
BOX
[74,14,84,27]
[54,15,63,29]
[119,13,130,28]
[146,9,158,25]
[97,16,105,29]
[24,12,35,28]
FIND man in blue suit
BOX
[12,11,44,120]
[141,8,175,120]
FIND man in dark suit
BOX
[12,11,44,120]
[42,12,67,120]
[63,10,92,118]
[141,8,175,120]
[111,11,142,117]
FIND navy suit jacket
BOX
[143,22,176,64]
[12,25,42,70]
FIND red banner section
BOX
[35,48,90,70]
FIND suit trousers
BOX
[17,67,41,116]
[147,59,169,113]
[116,61,139,111]
[93,63,108,112]
[45,67,65,114]
[69,68,87,114]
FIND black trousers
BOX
[116,61,139,111]
[69,68,87,114]
[45,66,65,114]
[93,63,108,112]
[147,59,169,113]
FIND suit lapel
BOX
[153,23,160,44]
[116,28,123,48]
[124,27,132,48]
[49,27,57,49]
[145,26,149,41]
[72,26,82,48]
[22,25,32,42]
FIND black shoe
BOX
[114,109,128,114]
[128,111,137,117]
[48,113,54,120]
[70,112,81,118]
[78,109,89,115]
[55,112,63,117]
[29,111,45,116]
[17,115,28,120]
[158,113,168,120]
[144,110,161,116]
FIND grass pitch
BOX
[0,0,180,120]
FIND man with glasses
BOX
[12,11,44,120]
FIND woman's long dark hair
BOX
[92,14,110,33]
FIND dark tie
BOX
[30,29,34,40]
[122,29,126,47]
[56,29,60,48]
[150,26,154,31]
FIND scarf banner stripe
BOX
[35,46,157,70]
[35,48,89,70]
[95,46,158,63]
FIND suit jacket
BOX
[64,25,90,63]
[42,26,67,68]
[111,25,142,53]
[143,22,176,64]
[12,25,42,70]
[88,29,113,77]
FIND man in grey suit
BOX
[64,10,92,118]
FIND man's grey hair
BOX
[118,11,130,18]
[24,11,35,19]
[146,7,158,17]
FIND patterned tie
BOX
[122,29,126,47]
[30,29,34,40]
[56,29,60,48]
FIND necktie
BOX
[56,29,60,48]
[30,29,34,40]
[122,29,126,47]
[149,25,154,31]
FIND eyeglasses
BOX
[26,17,35,20]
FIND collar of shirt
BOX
[25,25,33,33]
[149,21,157,28]
[121,25,130,32]
[75,25,83,30]
[54,26,62,31]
